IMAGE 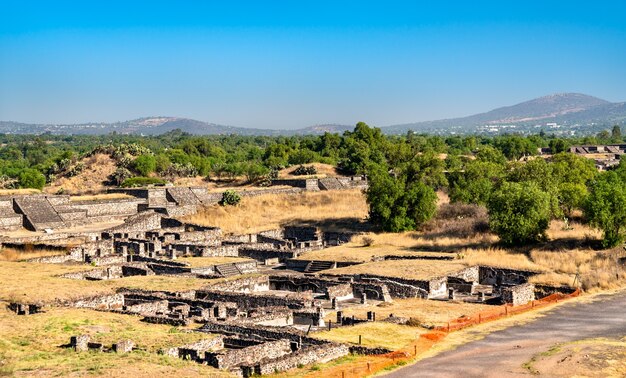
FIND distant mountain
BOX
[290,124,354,135]
[1,93,625,136]
[384,93,626,134]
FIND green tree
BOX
[133,155,157,176]
[18,169,46,190]
[584,171,626,248]
[487,181,552,245]
[449,160,504,205]
[548,138,569,154]
[366,164,437,232]
[612,125,622,142]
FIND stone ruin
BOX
[1,184,578,375]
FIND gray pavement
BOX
[384,290,626,377]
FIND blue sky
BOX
[1,1,625,129]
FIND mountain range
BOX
[1,93,625,136]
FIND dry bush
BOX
[423,203,489,239]
[0,247,66,262]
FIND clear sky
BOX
[1,1,625,129]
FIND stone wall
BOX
[69,294,125,310]
[208,276,270,293]
[206,339,292,369]
[196,290,313,310]
[479,266,536,286]
[252,343,350,376]
[502,283,535,305]
[161,336,225,359]
[238,248,297,262]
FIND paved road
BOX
[385,291,626,378]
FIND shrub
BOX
[18,169,45,190]
[133,154,157,176]
[584,171,626,248]
[362,236,375,247]
[487,181,551,245]
[120,177,167,188]
[366,163,437,232]
[292,165,317,176]
[111,168,133,186]
[219,190,241,206]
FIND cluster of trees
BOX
[1,123,626,247]
[351,122,626,248]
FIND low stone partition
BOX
[238,248,297,262]
[199,322,327,346]
[206,339,292,370]
[249,343,350,376]
[68,293,125,310]
[236,307,295,327]
[161,336,225,359]
[208,275,270,293]
[534,284,578,299]
[479,266,537,286]
[502,283,535,305]
[325,273,430,299]
[196,290,314,310]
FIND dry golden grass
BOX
[0,305,226,377]
[546,219,602,241]
[327,259,469,281]
[277,163,342,179]
[45,153,118,195]
[0,261,218,303]
[70,193,132,202]
[529,249,626,291]
[459,248,545,272]
[0,247,68,262]
[0,188,41,196]
[313,322,423,350]
[296,232,453,262]
[176,256,255,267]
[324,298,491,327]
[183,189,368,234]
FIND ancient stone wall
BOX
[206,339,292,369]
[238,248,296,262]
[69,294,125,310]
[448,266,480,283]
[196,290,313,309]
[502,283,535,305]
[252,343,350,376]
[479,266,536,286]
[206,276,270,293]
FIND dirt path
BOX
[385,290,626,377]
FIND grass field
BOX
[0,261,216,303]
[323,298,491,327]
[327,259,469,281]
[312,322,424,350]
[183,189,368,234]
[0,305,226,377]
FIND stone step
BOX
[167,187,201,206]
[215,264,241,277]
[13,196,66,231]
[304,260,334,273]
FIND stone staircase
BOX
[167,187,201,206]
[215,263,241,277]
[304,260,335,273]
[13,196,66,231]
[318,178,343,191]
